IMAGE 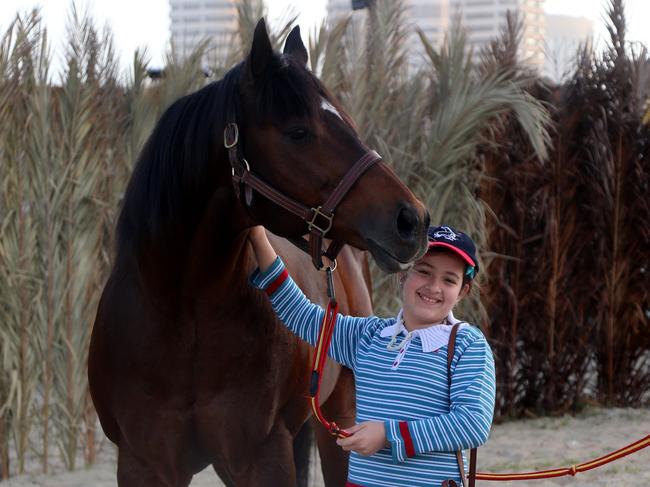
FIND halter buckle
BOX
[308,206,333,236]
[224,123,239,148]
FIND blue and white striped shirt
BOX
[250,257,496,487]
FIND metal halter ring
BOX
[224,123,239,148]
[231,158,250,177]
[320,259,337,272]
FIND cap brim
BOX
[428,241,476,267]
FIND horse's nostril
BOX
[396,206,419,241]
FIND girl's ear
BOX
[399,271,407,285]
[397,271,407,293]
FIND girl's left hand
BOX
[336,421,388,456]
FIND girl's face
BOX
[401,251,470,330]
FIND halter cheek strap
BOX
[224,122,381,270]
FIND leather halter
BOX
[224,122,381,270]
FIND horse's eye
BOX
[285,126,311,141]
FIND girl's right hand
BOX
[247,225,278,272]
[247,225,267,245]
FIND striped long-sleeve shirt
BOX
[250,257,496,487]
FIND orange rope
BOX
[309,299,351,438]
[475,433,650,481]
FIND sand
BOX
[3,407,648,487]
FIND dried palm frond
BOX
[0,10,47,476]
[579,0,650,405]
[482,0,649,416]
[309,16,351,93]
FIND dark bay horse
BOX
[88,19,429,487]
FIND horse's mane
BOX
[115,53,354,258]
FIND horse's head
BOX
[232,19,429,272]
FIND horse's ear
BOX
[283,25,308,67]
[249,18,273,79]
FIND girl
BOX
[248,224,495,487]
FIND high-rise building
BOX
[450,0,545,69]
[544,14,593,80]
[327,0,450,63]
[169,0,238,60]
[326,0,546,70]
[411,0,451,56]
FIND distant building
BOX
[326,0,546,71]
[327,0,363,20]
[412,0,451,54]
[544,14,593,80]
[327,0,449,63]
[169,0,238,60]
[451,0,545,70]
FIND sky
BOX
[1,0,649,75]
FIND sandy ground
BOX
[3,407,649,487]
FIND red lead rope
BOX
[475,433,650,481]
[308,266,351,438]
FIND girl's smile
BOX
[401,251,470,330]
[416,289,442,305]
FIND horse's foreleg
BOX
[117,443,193,487]
[226,421,297,487]
[313,366,356,487]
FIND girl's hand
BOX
[336,421,388,456]
[247,224,267,245]
[247,225,278,272]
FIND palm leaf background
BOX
[0,0,647,478]
[480,0,649,416]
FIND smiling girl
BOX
[248,225,495,487]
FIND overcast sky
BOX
[1,0,649,75]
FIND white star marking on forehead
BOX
[320,98,343,120]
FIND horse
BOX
[88,19,429,487]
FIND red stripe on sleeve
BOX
[399,421,415,458]
[265,269,288,296]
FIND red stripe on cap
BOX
[428,241,475,267]
[345,482,365,487]
[399,421,415,458]
[265,269,288,296]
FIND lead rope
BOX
[308,265,351,438]
[475,434,650,481]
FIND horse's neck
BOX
[122,183,253,306]
[182,186,254,294]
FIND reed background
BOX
[0,0,648,480]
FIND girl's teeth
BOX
[418,292,439,303]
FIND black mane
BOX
[115,52,334,257]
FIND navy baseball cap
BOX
[427,225,479,279]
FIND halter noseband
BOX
[224,122,381,270]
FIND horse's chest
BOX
[192,309,300,391]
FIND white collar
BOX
[379,310,468,352]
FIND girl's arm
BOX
[247,226,377,370]
[384,328,496,463]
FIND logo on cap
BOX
[432,226,460,241]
